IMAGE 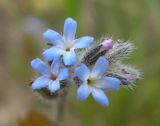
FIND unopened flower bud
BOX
[82,39,113,66]
[122,74,132,85]
[101,39,113,50]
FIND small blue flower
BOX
[31,58,69,93]
[75,56,121,106]
[42,17,94,65]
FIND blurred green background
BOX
[0,0,160,126]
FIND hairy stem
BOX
[57,88,68,124]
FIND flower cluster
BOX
[30,17,141,107]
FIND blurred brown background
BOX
[0,0,160,126]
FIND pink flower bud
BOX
[101,39,113,50]
[123,74,132,84]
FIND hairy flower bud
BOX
[81,38,113,66]
[106,41,134,63]
[101,39,113,50]
[121,74,133,85]
[81,45,102,66]
[106,63,141,87]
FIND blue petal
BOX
[91,57,109,78]
[31,58,50,75]
[95,77,121,91]
[73,36,94,49]
[63,50,76,65]
[77,83,91,101]
[42,47,64,61]
[58,68,69,80]
[92,88,109,107]
[63,17,77,41]
[75,64,90,81]
[32,76,49,90]
[51,57,61,74]
[48,80,60,93]
[43,29,63,46]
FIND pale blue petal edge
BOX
[58,68,69,80]
[77,83,91,101]
[48,80,60,93]
[32,76,49,90]
[95,77,121,91]
[75,64,90,81]
[42,47,64,61]
[51,57,61,74]
[63,17,77,41]
[63,50,77,65]
[92,88,109,107]
[31,58,50,75]
[43,29,63,46]
[73,36,94,49]
[91,56,109,78]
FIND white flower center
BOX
[63,41,74,51]
[87,77,97,86]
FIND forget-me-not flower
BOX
[42,17,94,65]
[31,58,69,93]
[75,56,121,106]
